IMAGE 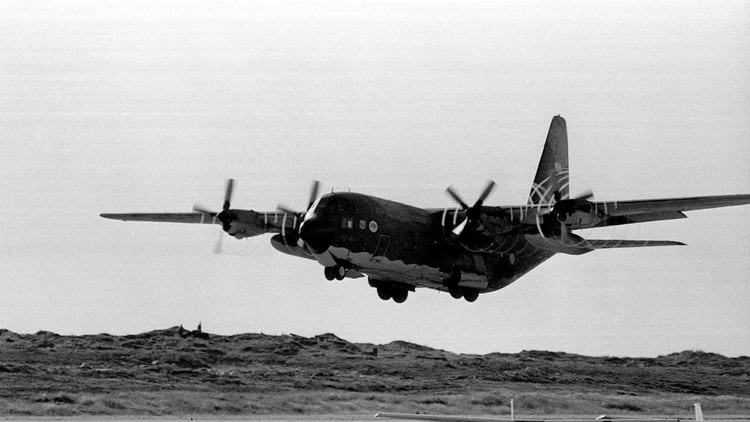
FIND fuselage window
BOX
[347,218,354,229]
[341,218,347,229]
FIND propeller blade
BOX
[476,180,496,204]
[452,218,468,236]
[192,204,217,215]
[446,186,470,210]
[307,180,320,211]
[560,221,569,244]
[213,230,224,254]
[222,178,235,211]
[276,204,299,215]
[469,180,496,218]
[573,189,594,201]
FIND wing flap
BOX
[100,213,219,224]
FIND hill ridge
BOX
[1,327,749,416]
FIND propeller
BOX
[538,188,594,244]
[192,178,236,254]
[445,180,496,237]
[550,189,593,223]
[276,180,321,216]
[276,181,324,249]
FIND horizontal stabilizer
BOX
[586,239,685,249]
[100,213,219,224]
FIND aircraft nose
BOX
[299,216,334,254]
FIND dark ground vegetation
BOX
[1,328,748,416]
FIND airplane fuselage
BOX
[262,192,554,299]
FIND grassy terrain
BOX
[1,328,748,417]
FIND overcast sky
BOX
[1,0,748,357]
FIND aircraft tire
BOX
[377,286,392,301]
[324,267,336,281]
[449,288,463,299]
[463,289,479,302]
[391,289,408,303]
[334,265,346,281]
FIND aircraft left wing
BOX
[100,213,219,224]
[594,194,750,217]
[492,193,750,231]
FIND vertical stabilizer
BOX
[528,115,570,205]
[694,403,704,422]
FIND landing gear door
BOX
[371,235,391,262]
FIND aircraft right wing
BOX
[100,213,219,224]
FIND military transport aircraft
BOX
[101,116,750,303]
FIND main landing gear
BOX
[448,287,479,303]
[324,265,347,281]
[369,280,411,303]
[376,286,409,303]
[444,269,479,302]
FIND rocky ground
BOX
[1,328,749,416]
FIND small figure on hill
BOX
[197,322,202,333]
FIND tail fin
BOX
[694,403,704,422]
[528,115,569,205]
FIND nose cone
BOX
[299,215,334,254]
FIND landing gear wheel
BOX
[463,289,479,303]
[324,266,336,281]
[334,265,346,281]
[391,289,408,303]
[377,286,392,301]
[449,288,463,299]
